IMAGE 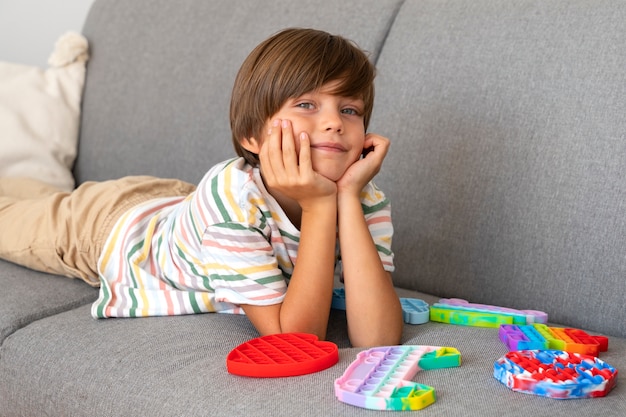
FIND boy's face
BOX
[245,80,367,182]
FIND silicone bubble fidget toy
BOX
[226,333,338,377]
[429,298,548,328]
[499,324,609,356]
[331,288,347,310]
[335,346,461,411]
[331,288,430,324]
[494,350,618,399]
[400,298,430,324]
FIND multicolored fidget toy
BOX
[499,323,609,356]
[335,346,461,411]
[429,298,548,328]
[494,350,617,399]
[332,288,430,324]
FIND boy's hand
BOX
[259,119,337,210]
[336,133,390,196]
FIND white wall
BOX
[0,0,95,67]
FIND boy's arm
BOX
[241,120,338,339]
[337,133,403,347]
[337,194,403,347]
[242,194,337,338]
[242,199,336,338]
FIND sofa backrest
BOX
[371,0,626,337]
[77,0,626,338]
[76,0,403,184]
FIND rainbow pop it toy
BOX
[226,333,338,377]
[335,345,461,411]
[494,350,618,399]
[499,324,609,356]
[331,288,430,324]
[430,298,548,328]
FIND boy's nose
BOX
[322,110,343,133]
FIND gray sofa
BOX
[1,0,625,415]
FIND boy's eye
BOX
[341,108,360,116]
[296,102,314,109]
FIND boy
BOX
[0,28,402,347]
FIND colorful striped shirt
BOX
[91,157,394,318]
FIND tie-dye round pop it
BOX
[494,349,617,399]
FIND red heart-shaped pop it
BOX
[227,333,339,377]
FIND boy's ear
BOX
[240,137,260,154]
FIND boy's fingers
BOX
[363,133,390,160]
[269,119,288,176]
[298,132,312,172]
[280,120,299,177]
[261,119,283,181]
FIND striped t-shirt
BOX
[91,157,394,318]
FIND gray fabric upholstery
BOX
[0,261,97,344]
[2,0,626,415]
[371,0,626,337]
[2,302,625,417]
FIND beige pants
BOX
[0,176,196,286]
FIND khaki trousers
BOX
[0,176,196,286]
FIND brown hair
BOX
[230,28,376,165]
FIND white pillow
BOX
[0,32,89,191]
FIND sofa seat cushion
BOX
[1,297,624,416]
[0,260,97,344]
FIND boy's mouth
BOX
[310,142,347,152]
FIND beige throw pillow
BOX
[0,31,89,191]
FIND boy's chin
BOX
[320,173,341,182]
[313,167,345,182]
[310,154,360,183]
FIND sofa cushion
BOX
[0,260,97,344]
[0,32,88,192]
[370,0,626,338]
[1,300,625,416]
